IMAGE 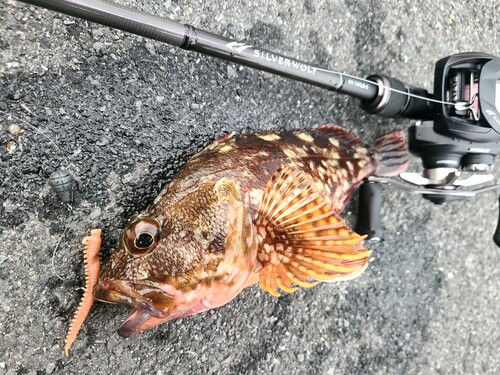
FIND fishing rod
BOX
[17,0,500,245]
[18,0,434,116]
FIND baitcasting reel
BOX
[355,52,500,244]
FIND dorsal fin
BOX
[317,124,363,147]
[255,166,371,297]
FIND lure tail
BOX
[64,229,102,355]
[372,131,409,176]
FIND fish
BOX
[90,125,409,338]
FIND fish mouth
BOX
[94,279,176,337]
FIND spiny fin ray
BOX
[256,166,370,296]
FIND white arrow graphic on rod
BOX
[226,41,252,54]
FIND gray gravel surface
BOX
[1,0,499,374]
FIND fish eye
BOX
[123,217,160,256]
[134,232,154,249]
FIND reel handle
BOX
[355,181,383,241]
[493,195,500,247]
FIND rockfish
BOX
[80,125,409,339]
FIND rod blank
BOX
[18,0,379,101]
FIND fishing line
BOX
[52,226,69,280]
[0,109,70,166]
[2,109,77,278]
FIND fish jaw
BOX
[116,273,257,337]
[93,242,259,338]
[93,278,191,337]
[94,237,259,338]
[95,262,258,337]
[93,279,177,318]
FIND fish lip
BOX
[93,279,174,319]
[116,309,152,338]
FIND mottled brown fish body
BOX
[158,127,370,208]
[94,125,408,337]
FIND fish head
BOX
[94,179,258,337]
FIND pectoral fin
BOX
[255,166,371,297]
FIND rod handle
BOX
[493,195,500,247]
[355,181,383,241]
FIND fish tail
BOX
[372,130,409,176]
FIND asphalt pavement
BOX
[1,0,499,374]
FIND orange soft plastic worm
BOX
[64,229,102,355]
